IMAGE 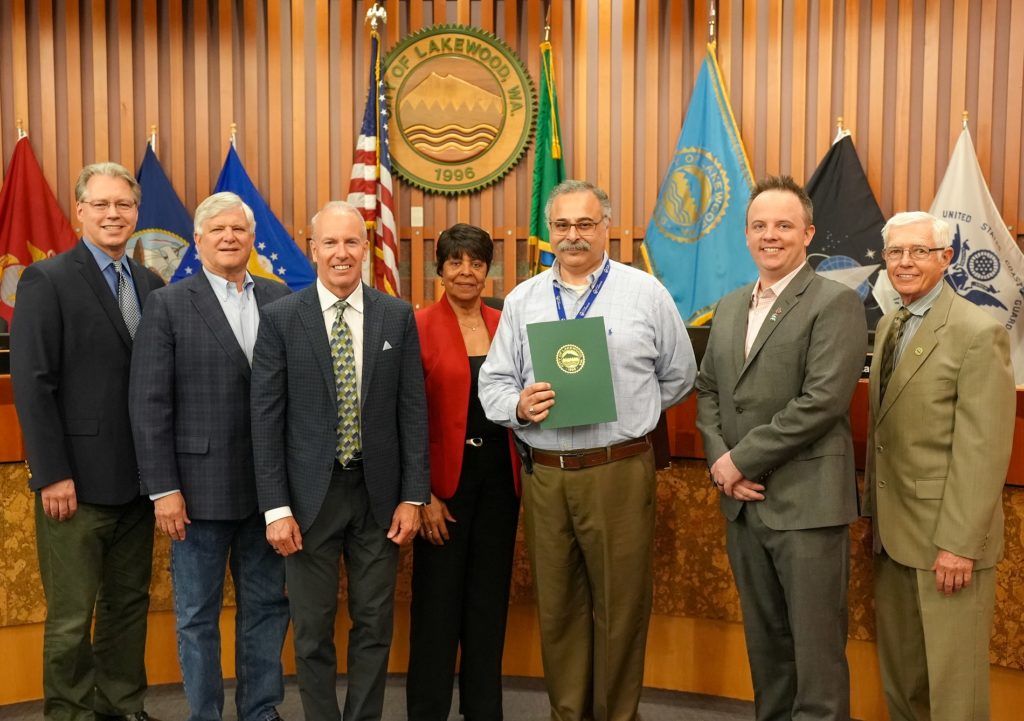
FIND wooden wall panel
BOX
[1,0,1023,303]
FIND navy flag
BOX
[129,143,192,282]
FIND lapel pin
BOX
[769,306,783,322]
[914,347,923,355]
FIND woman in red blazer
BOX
[406,224,521,721]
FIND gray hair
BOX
[193,192,255,236]
[881,211,951,248]
[544,179,612,222]
[75,162,141,205]
[311,201,367,241]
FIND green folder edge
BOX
[526,316,618,430]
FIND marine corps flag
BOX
[173,143,315,291]
[0,136,77,327]
[643,43,756,324]
[528,39,566,275]
[805,129,886,328]
[908,126,1024,382]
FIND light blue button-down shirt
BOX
[478,255,697,452]
[201,267,259,365]
[82,238,140,312]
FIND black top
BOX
[467,355,506,440]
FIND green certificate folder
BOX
[526,316,617,429]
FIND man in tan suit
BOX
[864,211,1015,721]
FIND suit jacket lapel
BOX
[361,285,382,410]
[737,264,814,383]
[297,285,336,399]
[73,241,133,348]
[876,285,952,422]
[127,256,157,306]
[188,274,252,380]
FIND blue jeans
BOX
[170,512,289,721]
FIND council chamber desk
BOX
[2,375,1024,720]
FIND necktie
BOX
[878,307,912,399]
[330,300,361,465]
[112,259,141,339]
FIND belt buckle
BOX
[559,451,581,470]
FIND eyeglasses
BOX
[548,218,604,237]
[82,200,137,212]
[881,245,948,262]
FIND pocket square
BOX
[382,340,393,351]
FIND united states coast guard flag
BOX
[130,143,192,282]
[172,143,314,291]
[643,43,756,325]
[347,27,400,297]
[875,126,1024,382]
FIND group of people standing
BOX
[9,161,1013,721]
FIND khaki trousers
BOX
[874,551,996,721]
[522,448,656,721]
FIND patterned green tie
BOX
[879,307,912,400]
[330,300,360,464]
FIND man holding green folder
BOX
[479,180,696,721]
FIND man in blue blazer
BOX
[129,192,291,721]
[252,200,430,721]
[11,163,165,721]
[696,176,867,721]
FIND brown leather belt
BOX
[531,437,651,471]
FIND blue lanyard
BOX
[553,260,611,320]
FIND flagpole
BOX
[149,124,158,154]
[229,122,237,148]
[16,118,26,140]
[962,110,969,129]
[708,0,718,47]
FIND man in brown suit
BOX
[864,210,1015,721]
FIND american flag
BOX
[347,29,399,297]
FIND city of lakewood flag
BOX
[130,143,192,283]
[528,39,566,276]
[347,26,400,296]
[643,43,756,325]
[873,126,1024,382]
[0,136,77,326]
[804,129,886,328]
[172,143,314,291]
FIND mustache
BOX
[556,239,592,253]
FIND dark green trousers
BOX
[35,495,154,721]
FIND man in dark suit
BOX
[864,211,1014,721]
[129,192,291,721]
[251,200,429,721]
[11,162,165,721]
[696,176,867,721]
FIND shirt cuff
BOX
[149,489,180,501]
[265,506,294,525]
[402,500,425,506]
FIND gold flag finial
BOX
[365,2,387,31]
[962,110,969,129]
[708,1,718,45]
[230,122,238,146]
[544,3,552,42]
[16,117,26,139]
[149,124,158,152]
[836,116,844,131]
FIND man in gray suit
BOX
[251,200,430,721]
[696,175,867,721]
[129,192,291,721]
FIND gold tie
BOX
[330,300,360,464]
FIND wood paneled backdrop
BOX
[0,0,1021,308]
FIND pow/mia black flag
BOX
[805,132,886,328]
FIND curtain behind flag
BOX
[130,143,192,283]
[878,127,1024,382]
[528,40,566,275]
[347,29,400,297]
[643,43,756,324]
[0,137,78,326]
[805,131,886,328]
[173,144,314,291]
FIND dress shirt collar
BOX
[316,278,364,315]
[201,266,254,298]
[750,261,806,306]
[551,252,610,290]
[82,237,132,277]
[902,279,944,317]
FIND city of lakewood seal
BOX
[556,344,585,374]
[651,147,730,243]
[384,24,536,194]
